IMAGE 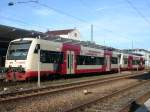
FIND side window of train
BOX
[104,57,107,65]
[34,44,40,53]
[137,60,140,65]
[111,57,118,64]
[77,55,104,65]
[124,58,128,64]
[143,60,145,64]
[132,60,139,65]
[40,50,63,64]
[40,50,46,63]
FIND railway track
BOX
[0,72,127,90]
[64,77,150,112]
[119,91,150,112]
[0,71,149,104]
[0,71,148,93]
[0,71,136,93]
[0,72,23,88]
[0,71,149,111]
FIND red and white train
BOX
[5,38,145,81]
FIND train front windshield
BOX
[7,40,32,60]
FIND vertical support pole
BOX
[137,63,138,71]
[131,40,133,73]
[118,54,121,74]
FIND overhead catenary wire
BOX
[4,0,149,50]
[79,0,90,9]
[36,1,131,43]
[124,0,150,25]
[35,2,88,24]
[6,0,90,30]
[5,0,137,45]
[145,0,150,9]
[0,15,48,31]
[16,0,38,4]
[78,0,96,15]
[0,15,31,26]
[78,0,130,41]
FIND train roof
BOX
[121,50,143,56]
[9,36,143,57]
[41,35,122,52]
[0,24,43,48]
[10,36,121,53]
[10,38,35,42]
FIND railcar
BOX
[120,53,144,71]
[120,53,132,71]
[5,38,144,81]
[132,55,145,70]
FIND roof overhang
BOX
[0,24,43,48]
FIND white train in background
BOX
[5,38,145,81]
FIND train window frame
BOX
[111,57,118,64]
[7,41,32,60]
[40,50,64,64]
[132,60,140,65]
[77,55,104,65]
[124,58,128,64]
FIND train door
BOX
[105,55,111,71]
[66,51,75,74]
[128,56,133,70]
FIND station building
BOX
[46,29,81,40]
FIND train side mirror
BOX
[34,44,40,53]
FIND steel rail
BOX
[0,71,148,104]
[64,80,150,112]
[119,91,150,112]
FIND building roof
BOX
[0,24,43,48]
[46,29,75,36]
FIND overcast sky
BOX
[0,0,150,50]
